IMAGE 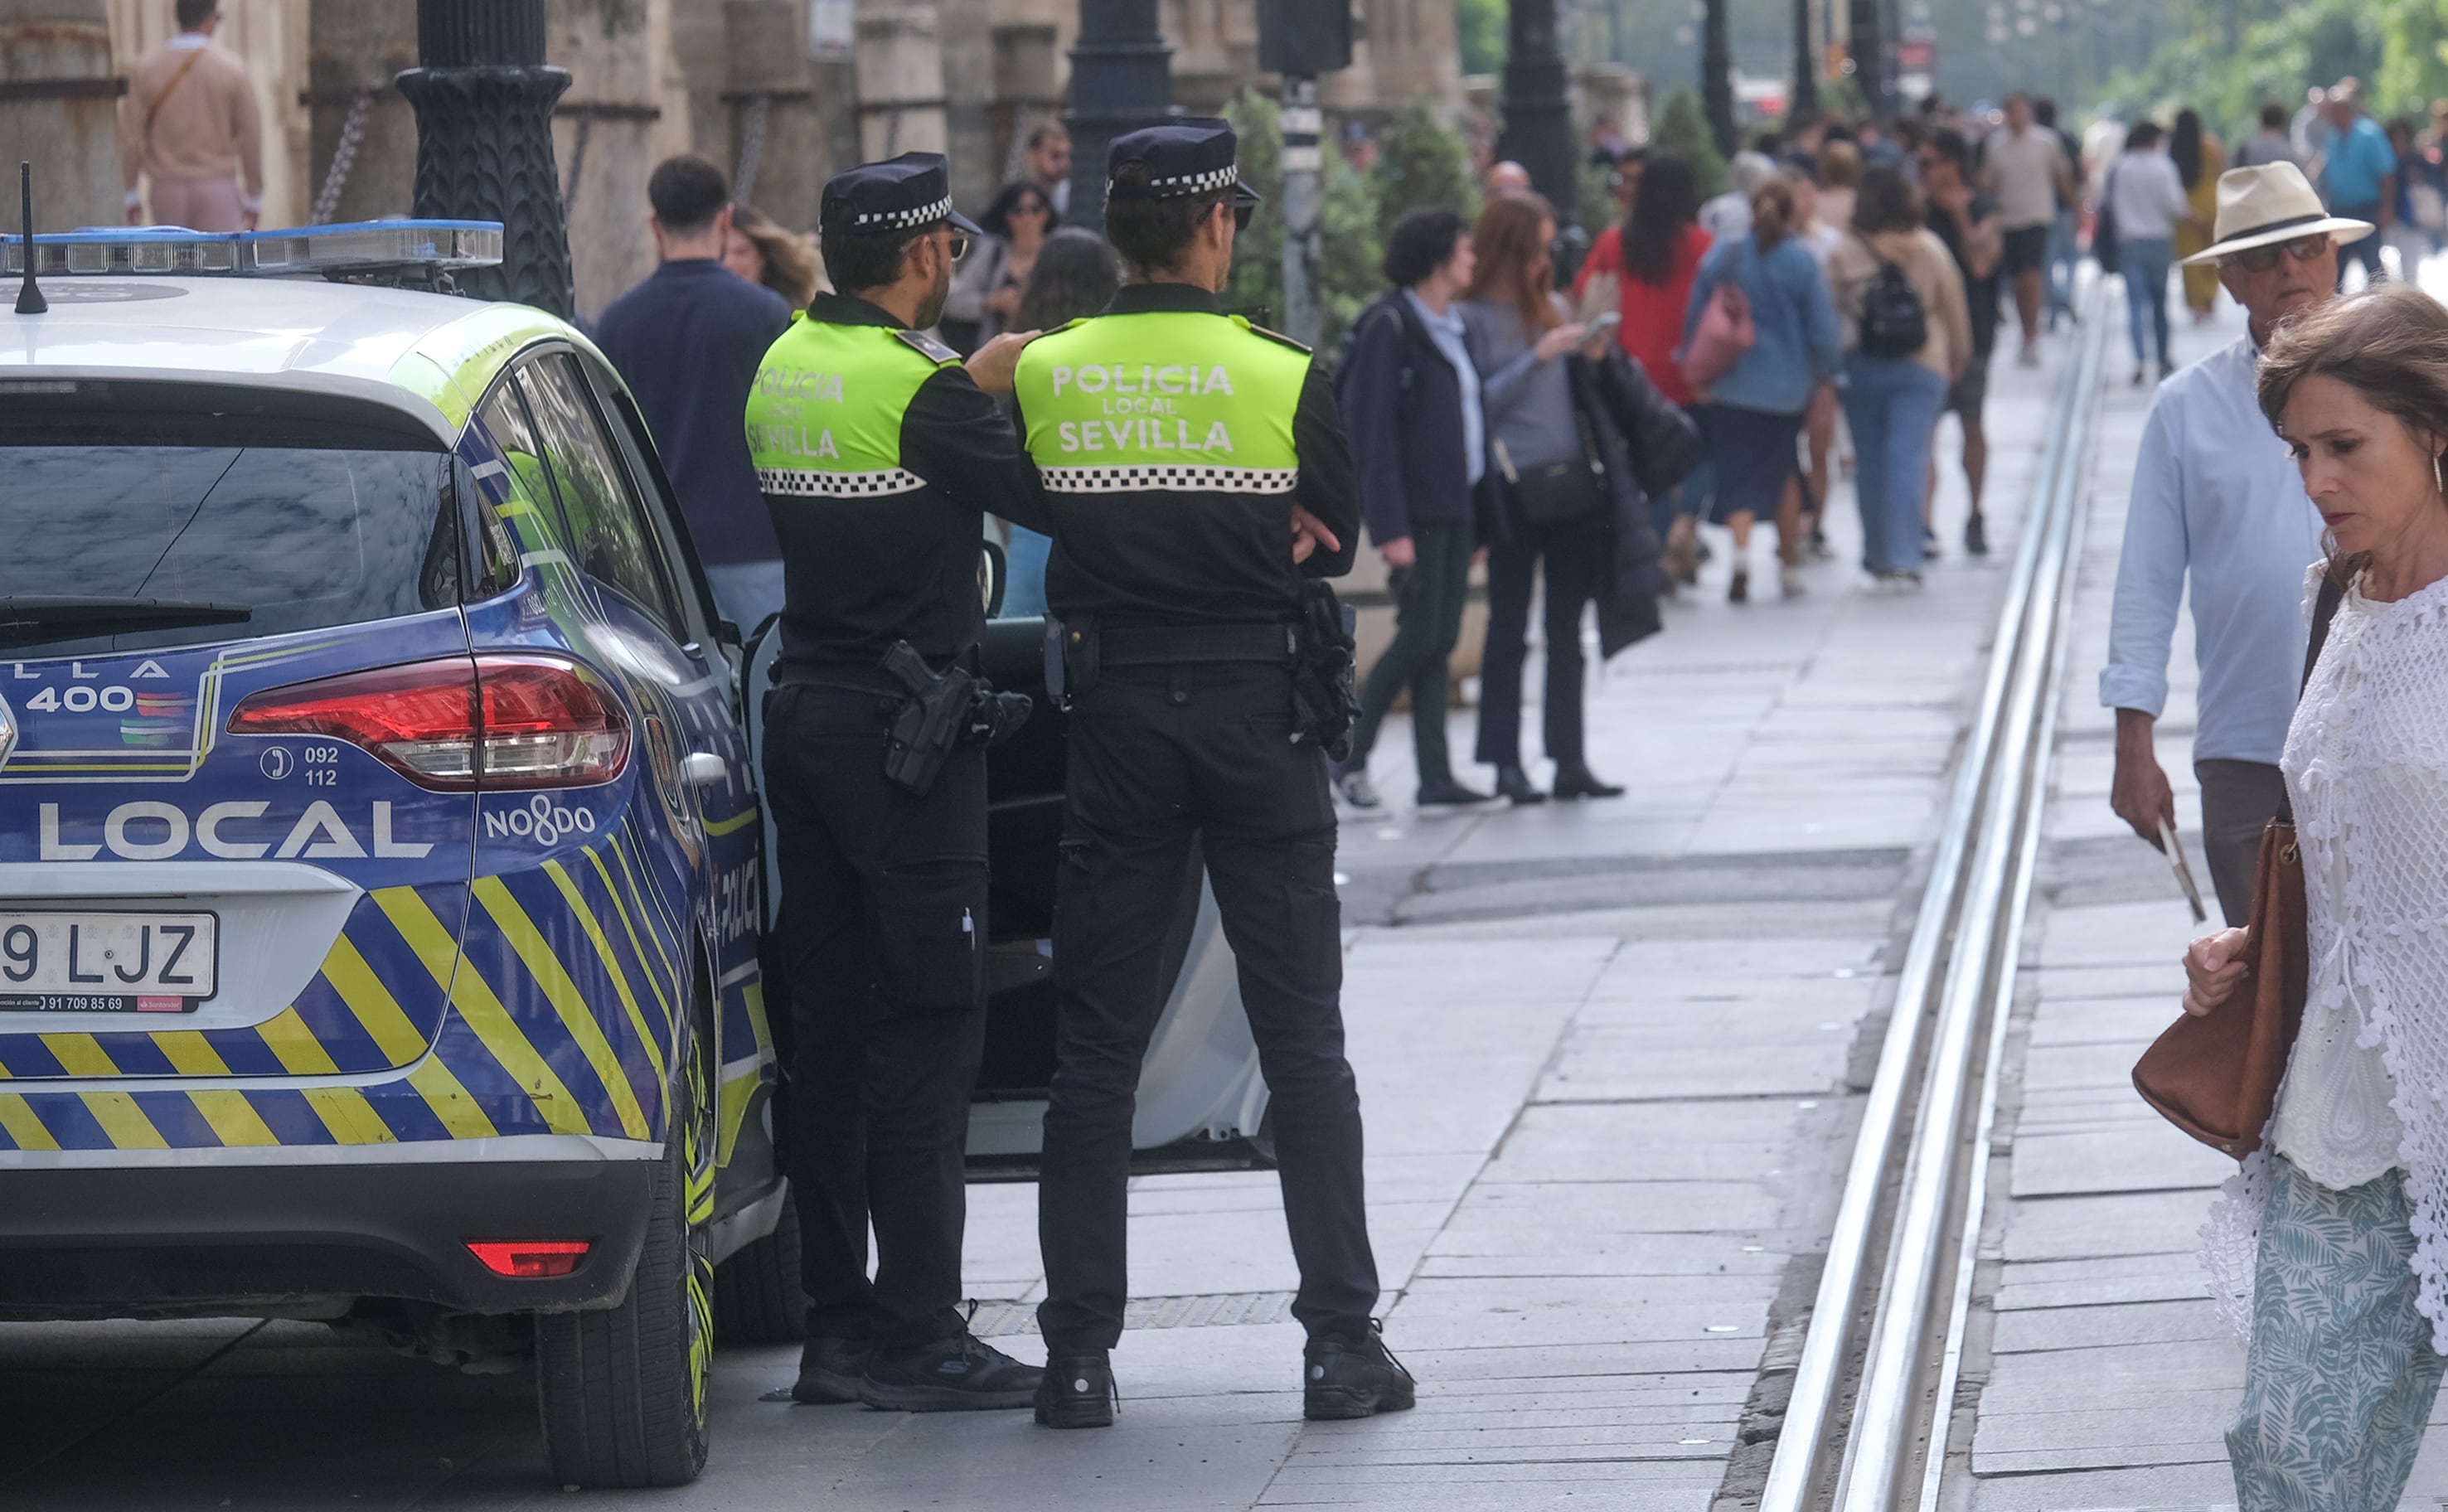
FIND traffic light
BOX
[1258,0,1352,75]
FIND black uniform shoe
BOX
[1415,777,1494,807]
[1964,511,1990,558]
[1492,764,1547,805]
[1550,764,1626,801]
[791,1335,873,1404]
[1034,1350,1118,1428]
[1303,1323,1416,1421]
[856,1330,1042,1412]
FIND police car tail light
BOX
[225,654,627,791]
[465,1239,592,1278]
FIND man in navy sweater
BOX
[595,154,794,632]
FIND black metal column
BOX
[1791,0,1819,118]
[1702,0,1735,156]
[1499,0,1575,217]
[1849,0,1888,121]
[396,0,573,314]
[1066,0,1172,238]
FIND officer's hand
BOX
[1290,506,1342,565]
[964,330,1040,395]
[1379,536,1416,569]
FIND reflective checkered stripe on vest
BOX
[745,317,959,498]
[1015,311,1308,493]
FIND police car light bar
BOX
[0,219,503,279]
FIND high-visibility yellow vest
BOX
[1013,308,1309,494]
[744,315,961,498]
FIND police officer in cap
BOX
[1011,120,1415,1427]
[747,152,1048,1410]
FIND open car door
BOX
[744,570,1271,1176]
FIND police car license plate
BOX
[0,912,216,1011]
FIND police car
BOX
[0,221,783,1486]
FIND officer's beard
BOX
[914,256,953,331]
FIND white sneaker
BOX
[1781,566,1806,599]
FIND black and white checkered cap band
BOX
[1039,463,1297,495]
[852,193,954,231]
[1112,165,1239,198]
[760,466,928,498]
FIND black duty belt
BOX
[1098,623,1302,667]
[773,661,913,698]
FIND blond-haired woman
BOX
[721,202,823,308]
[2185,281,2448,1505]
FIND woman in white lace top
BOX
[2180,281,2448,1507]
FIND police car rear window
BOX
[0,413,454,656]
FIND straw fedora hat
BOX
[2178,162,2375,266]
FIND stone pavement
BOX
[0,337,2076,1510]
[1951,284,2448,1510]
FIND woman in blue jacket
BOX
[1682,175,1843,602]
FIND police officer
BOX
[1011,121,1416,1427]
[747,153,1047,1411]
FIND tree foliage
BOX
[1651,90,1729,201]
[1455,0,1507,76]
[2098,0,2386,138]
[1221,91,1385,354]
[1374,99,1481,231]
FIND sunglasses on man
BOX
[2220,234,2330,274]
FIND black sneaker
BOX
[1034,1350,1118,1429]
[1415,777,1494,807]
[791,1335,872,1404]
[1303,1322,1417,1421]
[1964,512,1989,558]
[856,1330,1042,1412]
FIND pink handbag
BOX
[1679,271,1755,395]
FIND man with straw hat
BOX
[2101,162,2373,924]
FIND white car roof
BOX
[1,277,597,442]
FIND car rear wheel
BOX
[535,1012,715,1486]
[712,1187,809,1345]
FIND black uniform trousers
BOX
[763,685,988,1350]
[1035,662,1381,1353]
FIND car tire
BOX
[712,1187,809,1345]
[535,1015,715,1487]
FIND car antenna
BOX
[13,162,44,316]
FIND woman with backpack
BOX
[1680,173,1843,602]
[1825,164,1971,585]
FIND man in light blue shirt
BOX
[2102,162,2372,922]
[2319,80,2395,288]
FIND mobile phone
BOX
[1586,310,1622,338]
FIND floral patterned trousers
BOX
[2229,1154,2446,1510]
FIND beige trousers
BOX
[144,177,248,233]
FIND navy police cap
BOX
[819,152,986,238]
[1106,119,1263,211]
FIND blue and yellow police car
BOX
[0,221,788,1486]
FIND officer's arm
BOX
[1292,364,1360,579]
[900,366,1056,536]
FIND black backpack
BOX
[1856,239,1929,361]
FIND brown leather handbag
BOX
[2131,575,2343,1158]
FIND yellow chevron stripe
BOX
[40,1034,118,1078]
[406,1059,499,1138]
[321,923,433,1066]
[741,980,772,1052]
[256,1007,340,1075]
[612,820,691,964]
[702,805,760,836]
[605,826,685,996]
[580,845,678,1044]
[0,1093,57,1151]
[544,859,667,1085]
[472,877,648,1140]
[187,1090,279,1147]
[300,1085,401,1145]
[77,1092,167,1149]
[153,1031,231,1077]
[378,888,586,1136]
[718,1070,759,1166]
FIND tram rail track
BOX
[1755,298,2107,1512]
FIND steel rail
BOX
[1757,295,2106,1512]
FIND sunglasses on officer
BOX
[2219,233,2330,274]
[1205,197,1254,234]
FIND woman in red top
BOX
[1573,151,1714,584]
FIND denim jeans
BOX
[2121,237,2174,370]
[1839,354,1948,574]
[701,559,788,641]
[2333,205,2386,288]
[2046,206,2078,319]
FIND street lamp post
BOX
[1065,0,1172,237]
[1702,0,1734,156]
[1792,0,1820,116]
[1500,0,1576,218]
[395,0,574,314]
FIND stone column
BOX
[308,0,416,223]
[936,0,993,210]
[397,0,574,314]
[989,22,1057,182]
[725,0,831,232]
[0,0,119,234]
[855,0,947,163]
[543,0,663,318]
